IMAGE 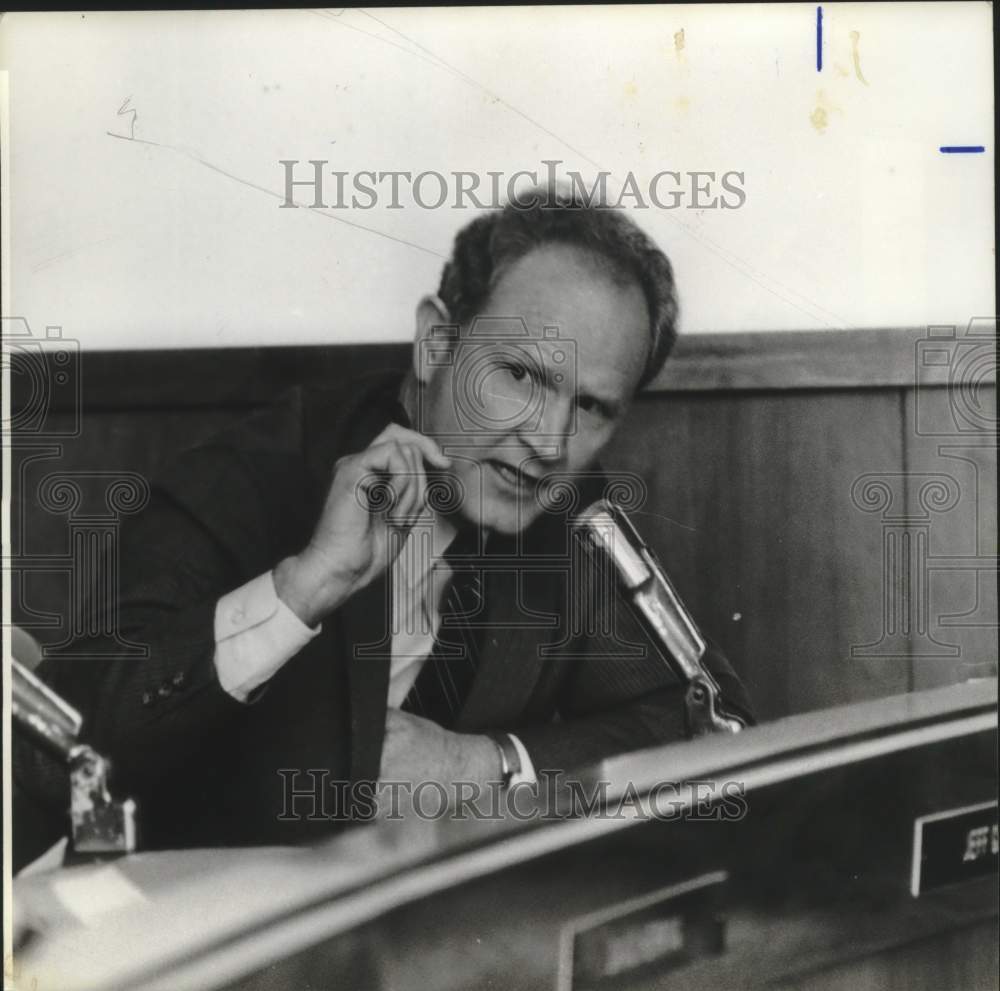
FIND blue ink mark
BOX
[816,7,823,72]
[939,146,985,154]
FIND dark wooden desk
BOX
[14,680,998,991]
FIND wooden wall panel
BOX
[902,384,998,690]
[603,390,909,720]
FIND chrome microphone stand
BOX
[12,658,137,855]
[575,500,745,737]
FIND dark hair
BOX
[437,186,679,388]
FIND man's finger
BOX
[383,444,420,525]
[355,443,412,515]
[373,423,451,469]
[401,443,428,517]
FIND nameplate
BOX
[557,871,727,990]
[910,800,999,897]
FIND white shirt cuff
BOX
[213,572,320,703]
[507,734,537,787]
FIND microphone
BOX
[12,659,83,759]
[574,500,744,737]
[12,658,138,856]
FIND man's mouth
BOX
[485,459,541,492]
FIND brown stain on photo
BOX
[810,90,839,134]
[674,28,685,55]
[850,30,870,85]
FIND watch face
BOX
[500,734,522,783]
[490,733,517,784]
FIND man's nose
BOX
[521,392,574,458]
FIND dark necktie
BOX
[401,526,485,728]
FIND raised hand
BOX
[274,424,451,627]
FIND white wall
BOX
[0,3,993,350]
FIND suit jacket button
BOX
[172,671,186,688]
[141,691,154,707]
[157,683,172,698]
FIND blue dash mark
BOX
[939,146,985,154]
[816,7,823,72]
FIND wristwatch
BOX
[488,733,522,787]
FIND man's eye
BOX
[503,361,528,382]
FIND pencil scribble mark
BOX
[353,8,605,173]
[309,9,463,82]
[849,30,869,86]
[31,234,121,274]
[342,9,848,330]
[628,508,701,535]
[104,131,444,259]
[114,97,138,140]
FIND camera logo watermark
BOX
[1,318,81,439]
[851,318,997,670]
[415,316,578,441]
[3,317,150,659]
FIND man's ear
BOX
[412,294,455,386]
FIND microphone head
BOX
[573,500,651,590]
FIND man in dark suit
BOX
[26,189,752,852]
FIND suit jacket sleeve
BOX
[35,441,294,794]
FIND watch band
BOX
[488,733,522,787]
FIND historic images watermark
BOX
[276,769,749,823]
[2,317,150,660]
[850,318,997,668]
[279,160,747,211]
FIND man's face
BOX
[416,243,650,534]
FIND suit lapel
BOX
[340,570,393,784]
